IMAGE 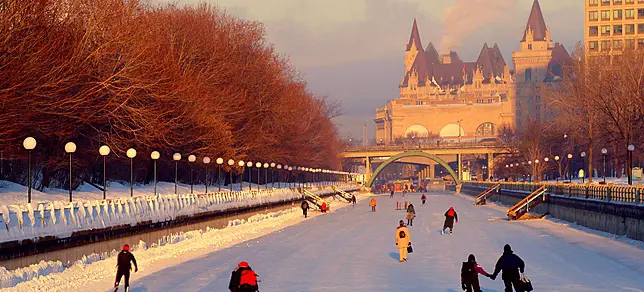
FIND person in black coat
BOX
[351,195,357,206]
[301,200,309,218]
[114,244,138,292]
[491,244,526,292]
[442,206,458,235]
[229,261,259,292]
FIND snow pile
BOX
[0,184,358,244]
[0,207,306,290]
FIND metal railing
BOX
[464,181,644,205]
[344,141,504,152]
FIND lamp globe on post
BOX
[64,142,77,202]
[126,148,137,197]
[628,145,635,185]
[99,145,110,200]
[203,157,211,194]
[255,162,262,191]
[263,163,269,189]
[216,158,224,192]
[567,153,573,181]
[151,151,160,196]
[270,162,276,188]
[173,153,182,194]
[277,164,282,188]
[580,152,587,183]
[238,160,245,190]
[246,161,253,191]
[23,137,37,203]
[601,148,608,183]
[227,159,235,192]
[188,155,196,194]
[288,166,293,188]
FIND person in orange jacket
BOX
[369,197,377,212]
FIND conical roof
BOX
[522,0,548,42]
[406,18,424,52]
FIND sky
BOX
[153,0,584,140]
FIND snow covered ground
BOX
[5,192,644,292]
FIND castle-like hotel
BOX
[375,0,570,144]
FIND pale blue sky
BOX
[153,0,583,140]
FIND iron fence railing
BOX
[463,181,644,205]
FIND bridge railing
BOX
[463,181,644,205]
[344,141,503,152]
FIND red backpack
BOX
[447,209,455,217]
[239,269,257,287]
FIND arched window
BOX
[475,122,496,137]
[439,124,465,137]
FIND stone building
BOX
[375,0,570,144]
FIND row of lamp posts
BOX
[20,136,357,203]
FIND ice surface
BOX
[5,192,644,292]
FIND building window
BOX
[626,24,636,34]
[614,25,623,35]
[602,0,610,4]
[590,0,598,4]
[589,26,599,36]
[589,11,599,21]
[638,39,644,49]
[601,40,611,51]
[601,10,611,20]
[626,0,634,3]
[589,41,599,51]
[601,25,611,36]
[639,8,644,18]
[614,40,623,50]
[525,68,532,82]
[614,0,623,4]
[639,23,644,33]
[614,10,623,19]
[626,39,636,49]
[528,44,533,50]
[626,9,635,19]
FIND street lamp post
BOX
[270,163,276,188]
[263,163,269,189]
[227,159,235,192]
[601,148,608,183]
[126,148,137,197]
[247,162,253,191]
[188,155,196,194]
[216,158,223,192]
[628,145,635,185]
[151,151,160,196]
[544,157,549,181]
[238,160,245,190]
[288,166,293,188]
[255,162,261,190]
[580,152,587,184]
[99,145,110,199]
[277,164,282,188]
[456,119,463,144]
[23,137,36,203]
[173,153,182,194]
[64,142,76,202]
[203,157,211,193]
[567,154,573,181]
[534,159,540,182]
[554,156,561,182]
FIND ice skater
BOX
[491,244,526,292]
[114,244,138,292]
[442,206,458,235]
[370,197,377,212]
[229,261,259,292]
[352,194,357,206]
[301,200,309,218]
[390,190,394,198]
[394,220,411,262]
[461,254,492,292]
[406,203,416,226]
[421,194,427,205]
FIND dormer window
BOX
[528,44,533,50]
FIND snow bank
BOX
[0,184,358,244]
[0,207,307,290]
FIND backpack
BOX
[447,209,455,217]
[461,262,475,280]
[239,269,257,287]
[399,230,406,238]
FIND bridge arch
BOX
[366,151,461,188]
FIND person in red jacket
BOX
[442,206,458,235]
[461,254,492,292]
[320,202,328,213]
[229,261,259,292]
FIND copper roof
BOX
[406,18,423,52]
[522,0,548,42]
